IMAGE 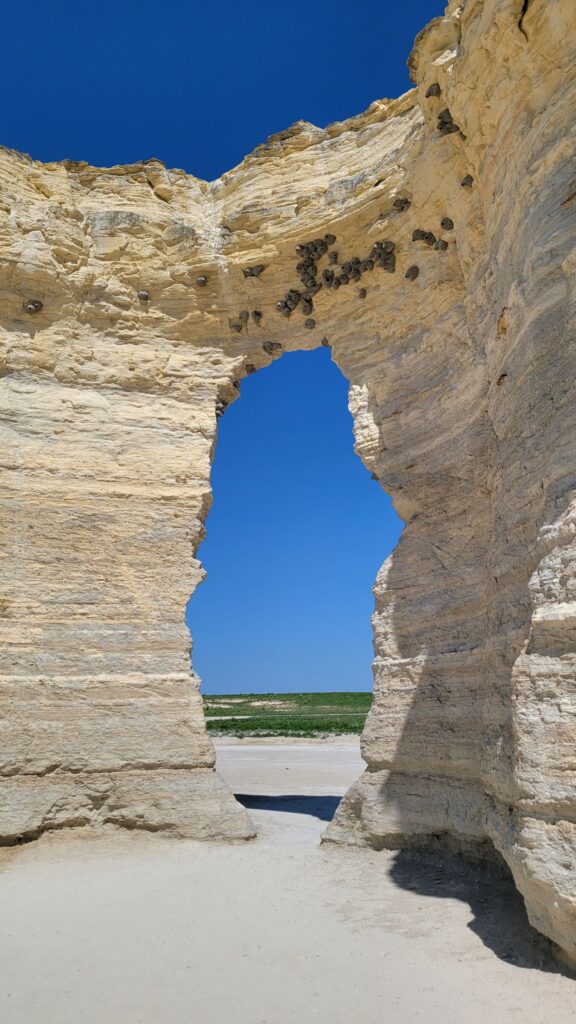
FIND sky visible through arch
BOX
[5,0,444,693]
[187,350,403,694]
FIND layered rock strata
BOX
[1,0,575,963]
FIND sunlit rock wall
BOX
[0,0,574,962]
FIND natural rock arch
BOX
[1,0,575,964]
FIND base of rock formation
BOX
[1,770,255,845]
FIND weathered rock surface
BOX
[0,0,575,963]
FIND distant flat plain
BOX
[203,690,371,736]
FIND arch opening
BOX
[186,346,403,834]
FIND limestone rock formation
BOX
[1,0,575,964]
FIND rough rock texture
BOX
[0,0,575,962]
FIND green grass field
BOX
[203,691,372,737]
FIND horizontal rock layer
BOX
[0,0,574,963]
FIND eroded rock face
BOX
[0,0,574,963]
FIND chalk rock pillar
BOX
[0,367,253,840]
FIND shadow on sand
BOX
[389,847,575,978]
[235,793,341,822]
[235,793,574,977]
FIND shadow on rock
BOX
[235,794,341,822]
[389,847,575,977]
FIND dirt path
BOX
[0,739,573,1023]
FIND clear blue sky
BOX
[4,0,445,182]
[5,0,444,693]
[188,351,403,694]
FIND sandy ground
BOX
[0,740,574,1024]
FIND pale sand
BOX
[0,739,573,1024]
